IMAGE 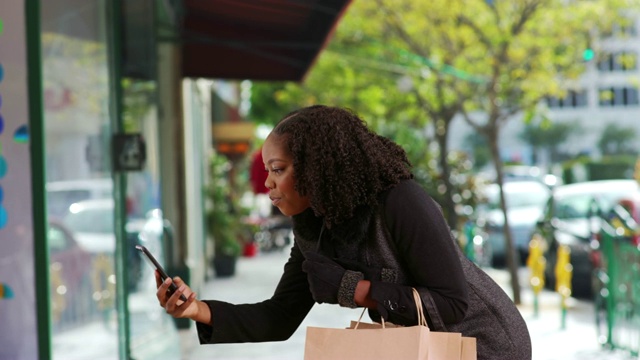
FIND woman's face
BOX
[262,134,310,216]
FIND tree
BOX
[250,2,485,228]
[598,123,638,156]
[456,0,631,304]
[251,0,635,304]
[464,132,491,171]
[519,118,583,163]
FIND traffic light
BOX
[583,48,595,62]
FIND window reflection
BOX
[41,1,119,358]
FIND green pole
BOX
[561,301,566,330]
[603,230,615,348]
[106,0,130,358]
[26,0,51,359]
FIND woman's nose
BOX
[264,175,274,190]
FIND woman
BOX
[157,105,532,359]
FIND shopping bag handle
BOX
[412,288,428,327]
[354,307,386,329]
[353,288,427,329]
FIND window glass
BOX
[48,226,69,253]
[119,0,182,357]
[41,0,119,356]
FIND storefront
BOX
[0,0,350,359]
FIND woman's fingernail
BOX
[179,285,186,292]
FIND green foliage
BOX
[205,154,243,258]
[598,123,638,156]
[463,132,491,170]
[519,118,584,162]
[122,78,156,133]
[561,154,638,183]
[248,0,637,240]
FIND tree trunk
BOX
[488,128,522,305]
[435,119,458,230]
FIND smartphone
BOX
[135,245,188,302]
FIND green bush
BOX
[206,154,243,258]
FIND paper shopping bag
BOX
[348,321,476,359]
[304,288,468,360]
[461,336,477,360]
[304,324,429,359]
[346,320,463,359]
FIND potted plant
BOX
[206,154,244,277]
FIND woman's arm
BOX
[354,280,376,308]
[196,241,316,344]
[354,180,469,327]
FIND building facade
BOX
[448,16,640,172]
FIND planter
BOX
[213,254,237,277]
[243,242,258,257]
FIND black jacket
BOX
[197,180,532,360]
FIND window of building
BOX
[602,21,638,38]
[598,87,639,107]
[546,90,588,108]
[616,22,638,37]
[597,51,638,72]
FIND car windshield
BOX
[554,195,593,219]
[554,188,635,220]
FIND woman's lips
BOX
[270,196,281,206]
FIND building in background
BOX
[448,15,640,175]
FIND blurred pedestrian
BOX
[156,105,531,360]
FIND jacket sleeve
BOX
[196,241,315,344]
[369,180,468,329]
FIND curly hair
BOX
[271,105,412,227]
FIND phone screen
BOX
[135,245,187,301]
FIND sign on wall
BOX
[0,2,39,359]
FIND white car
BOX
[476,180,551,267]
[62,198,168,292]
[46,179,112,219]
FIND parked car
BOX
[533,179,640,298]
[48,220,94,327]
[61,198,167,291]
[46,178,112,218]
[606,192,640,246]
[476,180,551,267]
[503,165,562,188]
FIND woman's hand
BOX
[155,270,209,323]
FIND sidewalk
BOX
[180,249,638,360]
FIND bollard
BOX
[555,245,573,329]
[527,234,546,317]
